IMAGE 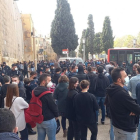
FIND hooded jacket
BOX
[53,73,61,85]
[106,84,140,132]
[93,73,110,97]
[34,86,58,121]
[53,82,69,113]
[0,132,20,140]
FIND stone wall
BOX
[0,0,24,66]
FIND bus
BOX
[108,48,140,73]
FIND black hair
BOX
[3,75,10,83]
[111,68,124,82]
[39,73,51,84]
[55,67,61,73]
[62,67,67,72]
[109,67,114,75]
[0,108,16,132]
[71,66,76,70]
[87,66,92,72]
[97,66,103,74]
[12,75,19,80]
[30,71,37,76]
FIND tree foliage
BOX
[86,14,95,57]
[102,16,114,53]
[94,32,102,55]
[114,35,134,48]
[50,0,78,55]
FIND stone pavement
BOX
[28,115,110,140]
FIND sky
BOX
[17,0,140,40]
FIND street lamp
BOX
[82,38,86,62]
[133,39,137,48]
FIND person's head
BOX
[133,64,139,71]
[92,67,97,74]
[12,64,18,71]
[68,77,79,90]
[39,73,51,87]
[24,78,31,85]
[3,62,6,67]
[136,66,140,74]
[30,71,37,79]
[55,67,61,73]
[12,75,20,84]
[97,66,103,74]
[71,66,77,73]
[109,67,114,75]
[87,66,92,73]
[6,84,19,107]
[80,80,90,91]
[62,67,67,74]
[58,75,69,83]
[3,75,10,84]
[0,108,18,133]
[78,65,84,73]
[45,67,50,72]
[111,68,127,87]
[110,61,115,66]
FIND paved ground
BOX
[28,114,110,140]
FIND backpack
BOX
[29,90,51,124]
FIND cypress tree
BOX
[102,16,114,54]
[50,0,78,56]
[86,14,95,58]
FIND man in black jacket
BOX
[0,76,10,108]
[68,65,77,79]
[94,66,110,124]
[106,67,140,140]
[34,74,58,140]
[53,67,61,85]
[74,80,98,140]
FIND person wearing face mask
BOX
[68,66,77,79]
[53,75,69,137]
[106,68,140,140]
[33,74,58,140]
[10,64,23,83]
[29,71,38,90]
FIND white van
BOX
[58,57,84,65]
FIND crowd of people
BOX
[0,59,140,140]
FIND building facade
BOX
[0,0,24,66]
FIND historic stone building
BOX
[0,0,24,66]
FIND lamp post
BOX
[82,38,85,62]
[133,39,137,48]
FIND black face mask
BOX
[33,77,37,79]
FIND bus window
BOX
[110,50,117,62]
[126,51,133,65]
[118,51,125,66]
[135,54,140,63]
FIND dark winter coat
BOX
[107,84,140,132]
[66,89,78,121]
[53,82,69,113]
[34,86,58,121]
[0,132,20,140]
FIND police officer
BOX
[9,64,23,82]
[2,62,10,76]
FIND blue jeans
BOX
[110,120,114,140]
[138,117,140,140]
[96,97,105,123]
[19,127,28,140]
[114,127,136,140]
[37,118,57,140]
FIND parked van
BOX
[58,57,84,65]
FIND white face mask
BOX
[12,82,18,85]
[15,67,18,71]
[125,76,129,85]
[47,81,53,88]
